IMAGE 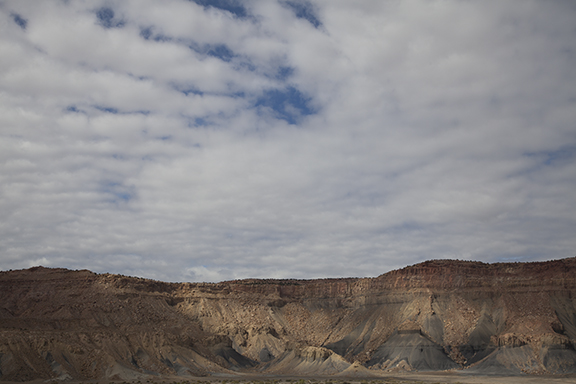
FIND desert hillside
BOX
[2,258,576,381]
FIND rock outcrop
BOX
[1,258,576,380]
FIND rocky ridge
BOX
[1,258,576,381]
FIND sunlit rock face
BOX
[2,258,576,380]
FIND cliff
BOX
[1,258,576,381]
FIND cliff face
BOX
[1,258,576,381]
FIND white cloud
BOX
[0,0,575,282]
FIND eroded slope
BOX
[1,258,576,380]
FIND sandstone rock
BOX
[2,258,576,380]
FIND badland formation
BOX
[2,258,576,381]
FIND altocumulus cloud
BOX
[0,0,575,282]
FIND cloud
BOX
[0,0,575,282]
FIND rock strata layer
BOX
[1,258,576,381]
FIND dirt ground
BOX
[384,372,576,383]
[8,374,576,384]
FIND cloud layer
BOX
[1,0,575,282]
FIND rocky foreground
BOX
[2,258,576,381]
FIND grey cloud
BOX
[0,1,575,282]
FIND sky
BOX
[1,0,575,283]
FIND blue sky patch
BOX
[206,44,235,62]
[188,41,237,62]
[190,0,247,18]
[182,88,204,96]
[139,27,173,43]
[235,60,257,73]
[140,31,239,65]
[193,117,209,127]
[101,181,135,204]
[276,66,294,81]
[11,13,27,30]
[282,1,321,29]
[96,7,125,28]
[140,27,153,40]
[94,106,119,114]
[255,86,315,125]
[171,82,204,96]
[92,106,150,115]
[183,115,211,128]
[525,146,576,167]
